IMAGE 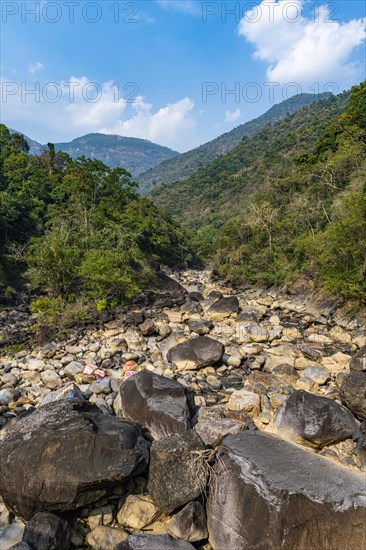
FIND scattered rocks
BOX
[1,269,366,549]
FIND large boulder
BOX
[120,370,194,440]
[22,512,69,550]
[340,370,366,420]
[207,296,239,321]
[148,431,208,514]
[207,431,366,550]
[0,399,149,520]
[117,534,195,550]
[166,336,224,371]
[274,390,357,449]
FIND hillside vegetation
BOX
[137,92,331,193]
[0,127,191,318]
[153,83,366,301]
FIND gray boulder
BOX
[274,390,357,448]
[167,336,224,371]
[0,399,149,519]
[22,512,69,550]
[148,431,208,514]
[207,431,366,550]
[120,370,194,440]
[340,370,366,420]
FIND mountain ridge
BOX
[137,92,332,193]
[8,130,180,178]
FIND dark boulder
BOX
[208,296,239,321]
[149,273,187,306]
[187,291,204,302]
[207,290,223,300]
[9,544,32,550]
[0,399,149,520]
[340,370,366,420]
[167,336,224,371]
[120,370,194,440]
[187,319,213,336]
[168,501,208,542]
[180,300,203,315]
[350,345,366,371]
[148,431,208,514]
[22,512,69,550]
[117,534,195,550]
[207,431,366,550]
[274,390,357,449]
[125,311,145,326]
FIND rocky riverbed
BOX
[0,270,365,549]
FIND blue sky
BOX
[1,0,365,151]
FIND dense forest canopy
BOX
[0,126,192,317]
[152,82,366,302]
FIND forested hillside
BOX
[137,92,331,193]
[0,127,191,318]
[152,83,366,301]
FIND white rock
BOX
[27,358,45,371]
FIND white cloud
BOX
[28,62,44,75]
[62,77,127,128]
[101,96,196,151]
[239,0,366,86]
[1,74,196,151]
[225,109,242,123]
[156,0,201,16]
